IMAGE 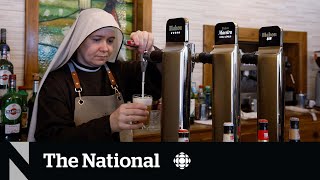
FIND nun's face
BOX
[76,28,115,67]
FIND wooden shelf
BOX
[203,25,307,94]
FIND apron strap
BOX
[67,62,123,104]
[104,64,122,101]
[68,62,84,105]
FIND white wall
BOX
[0,0,25,87]
[152,0,320,99]
[1,0,320,99]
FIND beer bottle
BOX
[223,122,234,142]
[257,119,269,142]
[178,129,190,142]
[1,74,22,141]
[289,117,300,142]
[27,73,40,134]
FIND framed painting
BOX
[24,0,152,89]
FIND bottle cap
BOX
[290,117,299,122]
[178,129,189,133]
[258,119,268,123]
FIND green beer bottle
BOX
[1,74,22,141]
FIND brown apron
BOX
[67,62,124,126]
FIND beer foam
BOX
[133,96,153,105]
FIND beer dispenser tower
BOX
[210,22,241,142]
[156,21,241,142]
[257,26,285,142]
[161,18,194,142]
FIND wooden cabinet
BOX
[134,110,320,142]
[202,25,307,94]
[133,123,212,142]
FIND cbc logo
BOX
[173,152,191,170]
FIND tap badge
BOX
[166,18,189,43]
[215,22,238,45]
[259,26,283,47]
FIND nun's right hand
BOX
[109,103,148,133]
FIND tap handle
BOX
[241,52,258,65]
[143,50,163,63]
[193,52,213,64]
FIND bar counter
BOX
[134,108,320,142]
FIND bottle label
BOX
[258,130,269,142]
[200,103,207,120]
[289,129,300,141]
[5,103,22,120]
[178,129,190,142]
[178,137,190,142]
[223,134,234,142]
[5,123,20,134]
[0,69,11,86]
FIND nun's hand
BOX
[129,30,154,54]
[109,102,148,133]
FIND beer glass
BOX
[132,94,153,128]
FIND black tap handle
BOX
[194,52,213,64]
[143,50,163,63]
[241,53,258,65]
[143,51,214,64]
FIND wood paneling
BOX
[203,25,307,94]
[24,0,39,89]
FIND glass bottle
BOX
[0,28,11,61]
[204,85,212,119]
[257,119,269,142]
[198,85,207,120]
[0,33,14,98]
[18,86,29,137]
[1,74,22,141]
[27,73,40,134]
[190,82,197,124]
[198,85,205,104]
[223,122,234,142]
[178,129,190,142]
[289,117,300,142]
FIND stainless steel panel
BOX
[257,47,285,142]
[161,43,192,142]
[212,45,241,142]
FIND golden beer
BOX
[132,94,153,127]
